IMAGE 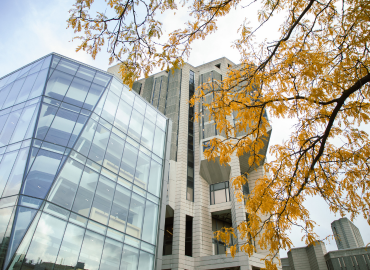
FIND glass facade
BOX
[0,54,169,270]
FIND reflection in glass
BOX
[141,200,158,245]
[88,124,110,165]
[56,59,79,76]
[45,70,74,101]
[90,176,115,225]
[74,119,98,157]
[137,250,154,270]
[72,167,99,217]
[0,206,15,269]
[101,91,119,124]
[14,73,38,104]
[152,126,165,158]
[9,104,37,144]
[126,193,145,238]
[114,99,132,133]
[22,149,63,199]
[6,211,41,270]
[108,185,131,233]
[44,107,79,146]
[0,207,14,243]
[35,103,58,141]
[2,78,26,109]
[103,133,125,174]
[22,213,67,269]
[55,223,85,269]
[134,152,150,190]
[64,77,92,107]
[68,114,88,148]
[83,83,105,111]
[120,245,139,270]
[76,66,96,81]
[2,148,29,197]
[128,110,144,142]
[5,206,37,267]
[0,110,21,147]
[28,69,48,100]
[0,151,19,197]
[48,158,84,209]
[78,230,105,270]
[141,119,155,151]
[99,238,123,270]
[147,160,162,197]
[119,143,138,181]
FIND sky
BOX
[0,0,369,259]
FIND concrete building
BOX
[331,218,364,250]
[0,53,171,270]
[108,57,273,270]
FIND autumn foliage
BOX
[68,0,370,268]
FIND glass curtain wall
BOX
[0,54,168,270]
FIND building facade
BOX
[331,218,365,250]
[0,53,171,270]
[108,57,273,270]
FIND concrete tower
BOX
[331,217,364,250]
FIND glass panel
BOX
[47,158,84,209]
[156,114,167,131]
[0,207,14,242]
[51,56,61,68]
[64,77,92,107]
[0,114,9,134]
[5,142,21,153]
[114,99,132,133]
[78,230,105,270]
[87,220,107,235]
[93,72,111,87]
[0,196,18,209]
[103,133,125,174]
[137,250,154,270]
[35,103,58,140]
[24,103,39,140]
[128,110,144,142]
[76,66,96,81]
[147,160,162,197]
[90,176,115,225]
[94,91,107,116]
[88,124,110,165]
[101,91,119,124]
[21,149,63,199]
[72,167,99,217]
[6,210,41,270]
[153,126,165,158]
[68,114,88,148]
[9,104,37,144]
[74,119,98,157]
[15,72,38,104]
[120,245,139,270]
[141,200,158,245]
[22,213,67,269]
[69,212,88,227]
[110,78,123,97]
[133,97,146,114]
[0,205,15,269]
[45,70,74,101]
[18,195,43,209]
[141,119,155,151]
[0,84,13,109]
[54,223,85,269]
[120,88,135,106]
[27,60,43,76]
[145,106,157,124]
[119,143,138,181]
[44,107,79,146]
[107,228,124,242]
[83,83,105,111]
[126,193,145,238]
[214,189,227,204]
[0,109,21,147]
[41,55,52,70]
[5,206,37,267]
[2,148,29,197]
[0,151,19,197]
[27,68,48,100]
[99,238,123,270]
[108,185,131,233]
[16,64,33,80]
[44,202,70,220]
[56,59,79,76]
[134,152,150,190]
[2,78,26,109]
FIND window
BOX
[212,213,233,255]
[185,215,193,256]
[210,181,230,205]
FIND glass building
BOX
[0,53,171,270]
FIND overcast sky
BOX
[0,0,368,259]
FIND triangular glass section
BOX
[3,206,38,270]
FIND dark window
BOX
[185,215,193,257]
[163,217,173,255]
[212,213,233,255]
